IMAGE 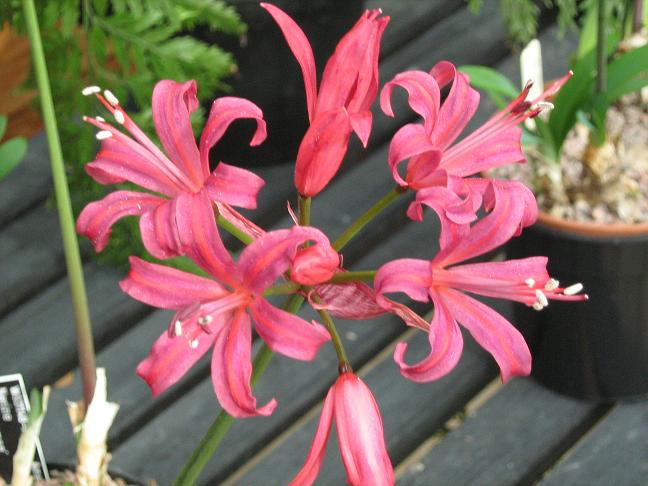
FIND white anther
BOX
[532,302,544,311]
[82,85,101,96]
[174,320,183,336]
[563,283,584,295]
[104,89,119,105]
[95,116,105,122]
[545,278,559,290]
[535,289,549,307]
[114,110,125,124]
[189,339,199,349]
[534,101,554,112]
[198,315,213,326]
[96,130,113,140]
[525,278,535,287]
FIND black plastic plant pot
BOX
[506,214,648,402]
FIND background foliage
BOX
[0,0,245,267]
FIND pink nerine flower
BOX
[76,80,267,259]
[375,182,587,383]
[120,201,335,418]
[291,372,394,486]
[262,2,389,197]
[381,62,571,225]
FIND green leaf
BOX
[459,65,519,101]
[606,43,648,101]
[59,0,78,39]
[88,26,108,67]
[0,115,7,140]
[0,137,28,180]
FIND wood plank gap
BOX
[528,402,616,485]
[394,377,503,478]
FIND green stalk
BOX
[633,0,644,33]
[329,270,376,283]
[298,194,311,226]
[22,0,96,407]
[333,186,406,251]
[217,214,254,246]
[314,301,349,366]
[173,294,304,485]
[596,0,607,95]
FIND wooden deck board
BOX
[539,401,648,486]
[2,1,644,485]
[0,206,66,316]
[0,133,51,228]
[397,378,602,486]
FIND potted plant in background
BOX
[464,0,648,400]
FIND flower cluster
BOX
[77,3,586,485]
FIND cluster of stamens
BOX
[170,312,215,350]
[81,85,126,141]
[525,277,586,311]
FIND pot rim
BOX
[537,211,648,237]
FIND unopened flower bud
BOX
[291,244,339,286]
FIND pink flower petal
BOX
[434,181,534,266]
[449,257,550,299]
[76,190,164,252]
[211,310,277,418]
[174,191,237,284]
[294,108,351,197]
[198,97,267,175]
[249,298,330,361]
[317,10,388,116]
[261,3,318,122]
[387,124,438,187]
[120,256,227,310]
[394,291,463,382]
[380,70,440,133]
[289,387,335,486]
[381,297,430,331]
[348,111,373,148]
[334,373,394,486]
[204,162,265,210]
[136,323,217,396]
[443,126,524,177]
[439,288,531,382]
[152,80,203,186]
[86,136,180,196]
[374,258,432,304]
[215,202,267,240]
[239,226,333,293]
[429,62,480,150]
[311,281,385,320]
[139,197,182,259]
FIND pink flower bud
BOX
[291,244,339,286]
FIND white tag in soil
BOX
[0,374,49,482]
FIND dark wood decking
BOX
[2,1,647,485]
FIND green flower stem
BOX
[313,297,349,366]
[217,214,254,246]
[329,270,376,283]
[173,293,304,486]
[22,0,96,407]
[333,186,406,251]
[298,194,311,226]
[263,281,301,296]
[596,0,607,95]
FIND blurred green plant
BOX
[0,0,245,268]
[462,0,648,164]
[468,0,584,48]
[0,114,28,179]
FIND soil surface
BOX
[490,91,648,224]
